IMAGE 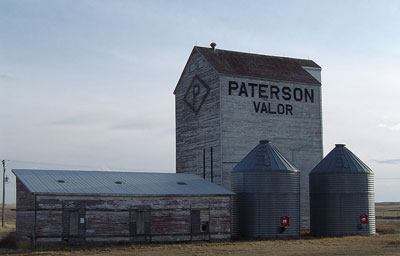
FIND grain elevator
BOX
[174,43,323,228]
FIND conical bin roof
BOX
[310,144,373,174]
[233,140,299,172]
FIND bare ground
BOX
[0,203,399,256]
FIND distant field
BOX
[1,203,399,255]
[376,202,400,218]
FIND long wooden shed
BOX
[13,169,233,245]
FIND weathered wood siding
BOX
[86,211,129,236]
[36,210,62,237]
[152,209,190,234]
[16,180,231,245]
[16,179,35,241]
[175,47,222,183]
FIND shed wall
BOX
[16,181,231,245]
[16,178,35,241]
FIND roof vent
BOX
[57,180,66,183]
[260,140,270,144]
[210,42,216,51]
[335,144,346,147]
[177,182,187,185]
[115,181,123,185]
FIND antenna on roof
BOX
[210,42,216,51]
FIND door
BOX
[191,210,201,235]
[136,211,145,235]
[69,212,79,236]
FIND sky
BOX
[1,0,399,203]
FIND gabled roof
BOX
[233,140,299,172]
[195,46,321,85]
[310,144,373,174]
[12,169,234,196]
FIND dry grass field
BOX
[0,203,399,255]
[0,204,16,241]
[376,202,400,218]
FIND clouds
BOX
[0,74,15,80]
[111,121,159,131]
[371,159,400,165]
[46,108,171,133]
[46,112,111,128]
[378,123,400,132]
[48,117,98,126]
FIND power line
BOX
[1,158,100,169]
[0,158,172,173]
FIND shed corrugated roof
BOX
[233,140,299,172]
[310,144,373,174]
[195,46,321,85]
[12,169,234,196]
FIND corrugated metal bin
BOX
[231,140,300,238]
[309,144,376,236]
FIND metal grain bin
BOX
[231,140,300,238]
[309,144,375,236]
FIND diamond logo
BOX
[184,75,210,114]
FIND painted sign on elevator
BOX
[228,81,315,115]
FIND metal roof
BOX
[195,46,321,86]
[232,140,299,172]
[12,169,234,196]
[310,144,373,174]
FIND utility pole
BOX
[2,160,5,227]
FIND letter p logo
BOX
[184,75,210,114]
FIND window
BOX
[189,63,195,72]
